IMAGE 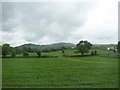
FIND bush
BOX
[62,50,65,53]
[23,52,29,57]
[91,51,94,55]
[11,53,16,57]
[37,51,41,57]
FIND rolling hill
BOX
[16,42,75,52]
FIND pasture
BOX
[0,58,2,89]
[2,50,118,88]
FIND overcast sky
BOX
[1,0,119,46]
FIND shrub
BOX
[23,51,29,57]
[11,53,16,57]
[37,51,41,57]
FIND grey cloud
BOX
[2,2,92,41]
[0,2,2,23]
[118,1,120,41]
[2,1,117,46]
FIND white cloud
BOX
[69,0,118,44]
[1,0,119,46]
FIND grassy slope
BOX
[2,56,118,88]
[6,49,114,57]
[0,58,2,89]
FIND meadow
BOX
[0,58,2,89]
[2,50,118,88]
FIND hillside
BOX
[16,42,75,52]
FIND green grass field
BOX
[6,49,114,57]
[2,50,118,88]
[0,58,2,89]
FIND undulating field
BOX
[2,50,118,88]
[0,58,2,89]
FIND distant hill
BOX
[17,43,41,49]
[15,43,117,51]
[92,44,117,50]
[16,42,75,52]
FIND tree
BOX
[61,47,66,51]
[62,50,65,53]
[2,44,11,57]
[37,51,41,57]
[94,50,97,55]
[91,51,94,55]
[76,40,92,55]
[113,46,117,54]
[11,52,16,57]
[0,46,2,56]
[91,50,97,55]
[117,41,120,54]
[22,47,28,53]
[23,51,29,57]
[28,47,32,52]
[11,47,16,57]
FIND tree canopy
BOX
[117,41,120,54]
[2,44,11,57]
[37,51,41,57]
[76,40,92,55]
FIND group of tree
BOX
[91,50,97,55]
[1,43,70,58]
[0,40,93,57]
[117,41,120,54]
[76,40,92,55]
[2,44,11,57]
[16,43,75,53]
[1,44,41,58]
[1,40,120,58]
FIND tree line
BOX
[1,40,120,58]
[1,44,69,57]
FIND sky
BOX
[1,0,119,46]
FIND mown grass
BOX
[2,55,118,88]
[0,58,2,89]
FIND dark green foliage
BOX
[113,47,116,54]
[76,40,92,55]
[61,46,66,50]
[16,43,75,52]
[14,47,23,54]
[62,50,66,57]
[74,50,79,53]
[91,50,97,55]
[11,52,16,57]
[37,51,41,57]
[22,47,28,53]
[0,45,2,55]
[2,44,11,57]
[23,51,29,57]
[28,47,32,52]
[94,50,97,55]
[61,47,66,57]
[91,51,94,55]
[62,50,65,53]
[117,41,120,54]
